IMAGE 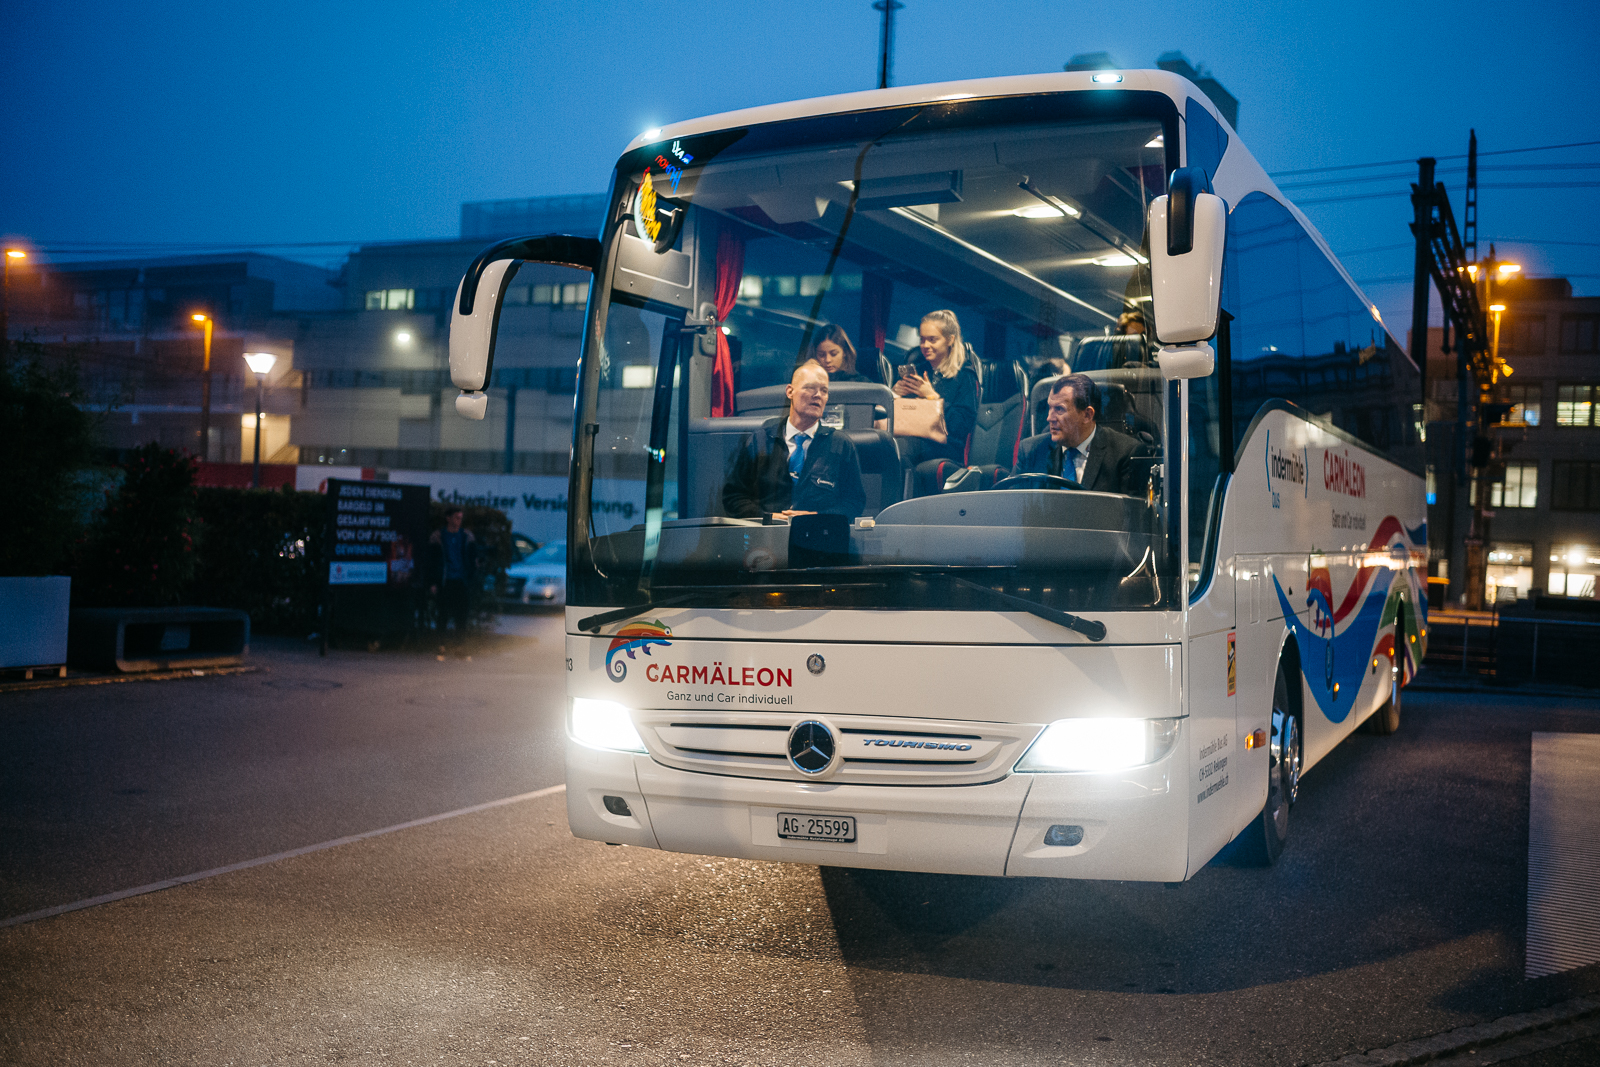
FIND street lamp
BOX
[243,351,277,488]
[1462,255,1522,609]
[2,248,25,360]
[191,312,214,459]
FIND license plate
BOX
[777,812,857,843]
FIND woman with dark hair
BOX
[798,324,871,383]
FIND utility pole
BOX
[1410,146,1496,609]
[1463,130,1478,266]
[1410,157,1435,401]
[873,0,903,89]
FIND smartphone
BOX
[897,363,916,379]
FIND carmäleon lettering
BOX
[645,661,793,688]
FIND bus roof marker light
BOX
[1091,72,1123,84]
[642,128,662,141]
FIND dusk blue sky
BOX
[3,0,1596,330]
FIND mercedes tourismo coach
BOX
[449,69,1427,881]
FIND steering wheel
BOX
[991,473,1082,492]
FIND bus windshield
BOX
[573,95,1182,615]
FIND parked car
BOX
[502,540,566,606]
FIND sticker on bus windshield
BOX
[632,168,686,253]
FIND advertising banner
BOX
[325,479,431,587]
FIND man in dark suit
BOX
[1015,372,1143,495]
[722,362,866,520]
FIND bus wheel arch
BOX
[1364,601,1404,735]
[1238,636,1304,866]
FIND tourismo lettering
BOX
[1323,450,1367,498]
[645,661,793,688]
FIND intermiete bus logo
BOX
[605,620,672,682]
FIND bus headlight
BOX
[1015,717,1180,772]
[569,698,647,753]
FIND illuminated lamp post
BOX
[191,312,214,460]
[1462,256,1520,610]
[2,248,26,362]
[243,351,277,488]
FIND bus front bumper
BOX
[567,742,1189,882]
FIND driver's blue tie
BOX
[1068,447,1085,482]
[789,433,809,480]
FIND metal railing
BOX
[1495,615,1600,685]
[1423,609,1600,685]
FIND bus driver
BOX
[1014,373,1141,494]
[722,362,866,521]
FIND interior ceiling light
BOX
[1145,135,1164,148]
[1094,254,1137,267]
[1013,204,1066,219]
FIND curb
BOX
[0,664,261,695]
[1306,995,1600,1066]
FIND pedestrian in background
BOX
[428,506,477,638]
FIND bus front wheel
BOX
[1241,664,1301,866]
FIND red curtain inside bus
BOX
[860,272,892,355]
[711,226,745,417]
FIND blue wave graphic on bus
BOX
[1274,570,1397,723]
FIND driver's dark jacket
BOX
[1014,425,1141,495]
[722,416,866,519]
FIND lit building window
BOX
[1489,462,1538,509]
[1549,544,1600,599]
[365,289,415,311]
[1485,541,1533,605]
[620,365,655,389]
[1501,384,1541,427]
[1556,384,1596,427]
[525,282,589,307]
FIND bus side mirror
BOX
[450,260,519,419]
[1148,168,1226,380]
[449,234,602,419]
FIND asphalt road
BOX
[2,616,1598,1066]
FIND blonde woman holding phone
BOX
[892,309,979,490]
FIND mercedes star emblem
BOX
[786,719,838,777]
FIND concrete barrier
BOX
[69,607,250,673]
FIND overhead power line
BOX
[1267,138,1600,178]
[1281,167,1600,191]
[1297,182,1600,206]
[1336,242,1416,256]
[1485,238,1600,248]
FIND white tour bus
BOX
[450,70,1427,881]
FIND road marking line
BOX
[0,783,567,930]
[1527,733,1600,978]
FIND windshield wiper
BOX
[947,577,1107,641]
[580,575,1107,641]
[578,594,707,634]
